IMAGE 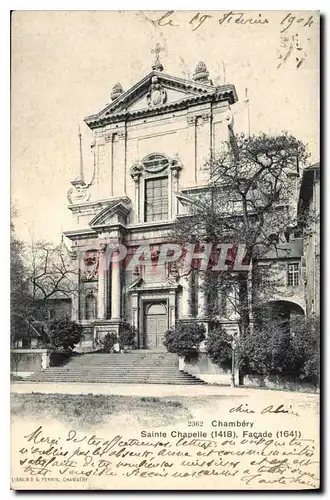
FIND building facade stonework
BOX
[64,59,240,350]
[64,56,314,351]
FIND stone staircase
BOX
[28,351,205,385]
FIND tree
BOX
[163,321,206,363]
[237,317,296,377]
[10,207,33,346]
[25,239,78,321]
[99,331,118,353]
[46,318,83,352]
[291,315,320,386]
[172,132,309,337]
[236,315,320,388]
[206,322,233,371]
[119,324,137,350]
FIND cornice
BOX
[63,228,98,240]
[84,68,237,130]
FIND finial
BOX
[151,43,165,71]
[71,125,85,187]
[193,61,210,83]
[111,82,124,101]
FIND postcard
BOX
[10,10,320,490]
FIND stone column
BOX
[171,159,182,218]
[132,172,141,223]
[112,129,127,197]
[168,167,172,219]
[97,244,107,319]
[181,273,193,318]
[71,250,80,321]
[197,272,207,318]
[111,252,121,319]
[169,291,176,327]
[131,293,139,345]
[196,113,211,185]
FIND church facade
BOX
[64,49,310,352]
[64,52,241,350]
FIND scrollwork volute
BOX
[67,184,91,204]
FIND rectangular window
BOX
[288,263,300,287]
[144,177,168,222]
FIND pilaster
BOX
[197,272,208,318]
[97,243,107,319]
[111,253,121,319]
[181,272,193,318]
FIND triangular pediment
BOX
[85,71,237,128]
[126,85,205,113]
[89,199,131,228]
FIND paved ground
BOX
[11,381,319,399]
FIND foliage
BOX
[291,316,320,385]
[25,239,78,321]
[46,318,83,352]
[100,331,118,353]
[119,324,137,349]
[163,321,206,363]
[172,133,309,336]
[237,319,295,376]
[11,207,33,345]
[237,316,320,386]
[206,323,234,370]
[11,212,77,345]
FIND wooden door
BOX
[145,303,167,350]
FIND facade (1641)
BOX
[64,53,241,350]
[64,50,313,352]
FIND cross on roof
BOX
[151,43,165,71]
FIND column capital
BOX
[170,155,182,179]
[130,163,143,183]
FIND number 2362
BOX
[188,421,203,427]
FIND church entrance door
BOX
[144,302,167,350]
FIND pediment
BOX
[89,199,131,228]
[85,71,237,128]
[126,85,208,113]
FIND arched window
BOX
[143,154,169,222]
[130,153,182,223]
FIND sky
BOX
[11,10,320,244]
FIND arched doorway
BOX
[262,300,305,335]
[144,302,167,350]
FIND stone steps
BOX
[28,375,202,385]
[28,352,205,385]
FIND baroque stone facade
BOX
[64,59,240,349]
[64,55,316,351]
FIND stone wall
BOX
[181,354,318,391]
[180,353,239,385]
[243,374,318,392]
[11,349,50,377]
